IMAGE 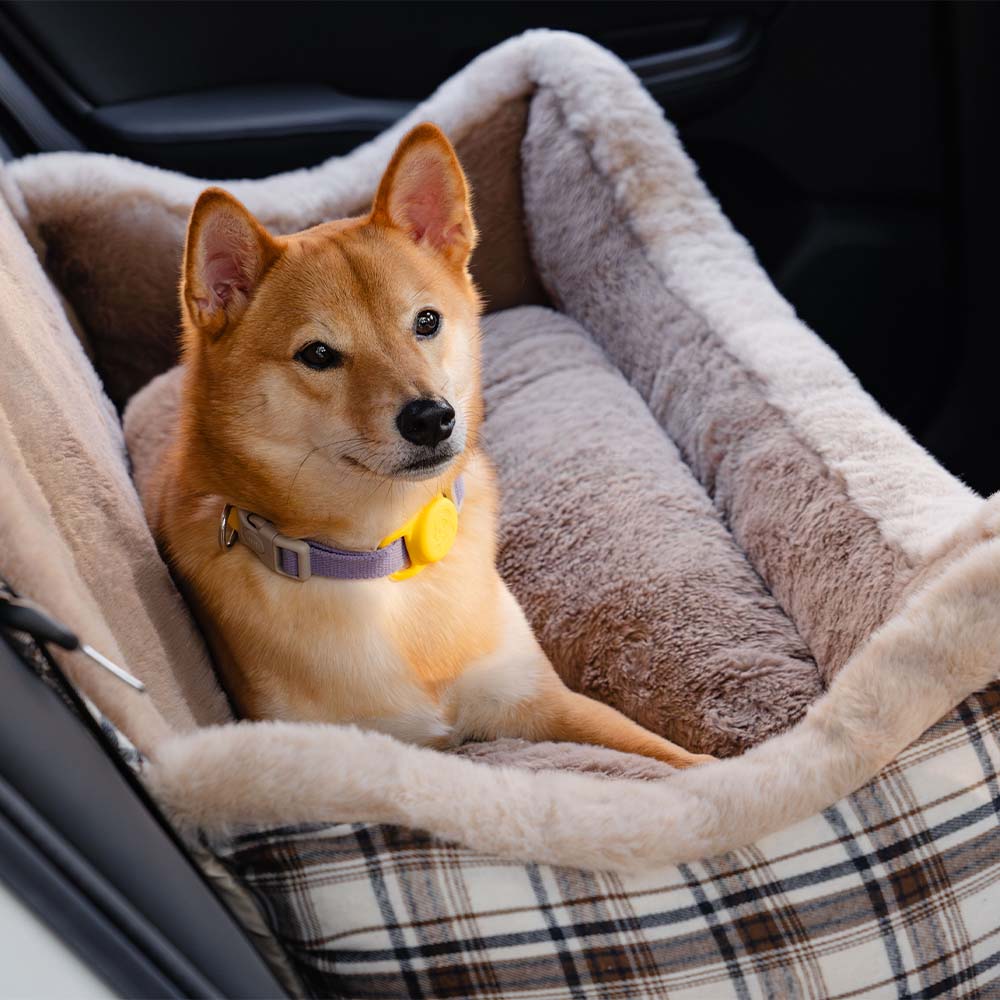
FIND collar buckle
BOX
[234,509,312,581]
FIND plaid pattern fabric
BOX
[209,682,1000,1000]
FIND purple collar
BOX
[220,476,464,582]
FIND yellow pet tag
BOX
[378,494,459,581]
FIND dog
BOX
[149,122,711,768]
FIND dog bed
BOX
[1,28,998,998]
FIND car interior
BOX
[0,1,996,994]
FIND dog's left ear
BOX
[371,123,476,269]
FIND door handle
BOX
[628,17,761,105]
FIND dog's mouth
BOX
[342,449,457,481]
[394,450,456,479]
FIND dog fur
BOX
[149,123,710,768]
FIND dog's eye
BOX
[414,309,441,338]
[295,342,343,370]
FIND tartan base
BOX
[211,684,1000,1000]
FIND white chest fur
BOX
[208,552,547,748]
[197,454,547,747]
[236,571,450,741]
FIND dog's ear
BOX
[371,123,477,269]
[182,188,281,338]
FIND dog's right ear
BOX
[182,188,281,339]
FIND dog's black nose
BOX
[396,398,455,447]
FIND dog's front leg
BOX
[519,677,716,769]
[451,585,713,768]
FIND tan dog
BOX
[149,122,711,768]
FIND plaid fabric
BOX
[209,682,1000,1000]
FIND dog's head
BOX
[179,123,482,536]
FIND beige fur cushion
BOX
[127,305,822,757]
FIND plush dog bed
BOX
[1,29,999,999]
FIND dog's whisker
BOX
[282,433,374,502]
[284,445,322,503]
[231,395,269,420]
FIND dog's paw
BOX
[680,752,717,768]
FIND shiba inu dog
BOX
[150,122,711,768]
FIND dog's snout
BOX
[396,398,456,447]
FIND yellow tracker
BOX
[379,493,459,581]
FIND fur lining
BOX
[146,525,1000,872]
[520,92,921,682]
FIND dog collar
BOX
[219,476,464,583]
